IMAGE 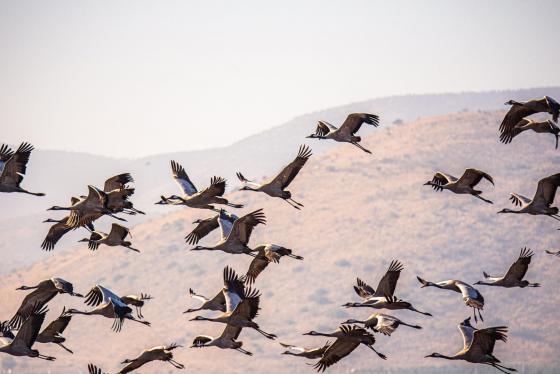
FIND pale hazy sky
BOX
[1,0,559,158]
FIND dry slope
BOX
[1,110,559,373]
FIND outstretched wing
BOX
[353,278,375,299]
[107,223,130,241]
[269,145,312,189]
[373,260,403,298]
[313,121,335,137]
[12,305,47,349]
[457,168,494,188]
[499,103,539,139]
[170,160,197,196]
[509,192,532,207]
[0,142,34,187]
[41,218,73,251]
[467,326,508,356]
[313,338,360,372]
[338,113,380,137]
[228,209,266,245]
[200,176,227,198]
[10,289,57,329]
[185,215,219,245]
[244,247,270,285]
[88,364,106,374]
[429,172,457,191]
[504,247,533,281]
[222,266,245,313]
[0,144,14,174]
[103,173,134,192]
[532,173,560,207]
[231,287,261,321]
[38,307,72,339]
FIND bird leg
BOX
[473,307,477,323]
[167,359,185,369]
[548,214,560,221]
[126,245,140,253]
[106,212,127,222]
[288,198,304,207]
[282,198,301,210]
[473,194,493,204]
[351,141,372,154]
[226,203,244,208]
[487,363,517,373]
[254,327,277,340]
[37,354,56,361]
[128,317,151,327]
[477,308,484,322]
[57,342,73,354]
[236,347,253,356]
[366,344,387,360]
[136,306,143,319]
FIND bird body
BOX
[344,312,422,336]
[498,173,560,220]
[0,142,45,196]
[36,307,74,353]
[475,248,540,288]
[426,318,516,373]
[190,209,266,255]
[237,145,312,209]
[66,285,150,332]
[306,113,380,154]
[417,277,484,322]
[244,244,303,284]
[156,160,242,210]
[10,278,82,329]
[191,324,252,355]
[118,343,184,373]
[424,168,494,204]
[79,223,139,253]
[0,306,55,361]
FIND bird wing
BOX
[456,168,494,188]
[456,282,483,305]
[103,173,134,192]
[338,113,380,137]
[170,160,197,196]
[41,219,73,251]
[372,260,403,298]
[219,324,243,341]
[10,289,57,329]
[244,247,270,285]
[38,307,72,339]
[85,285,123,307]
[0,142,34,187]
[222,266,245,312]
[313,338,360,372]
[373,314,397,336]
[231,287,261,321]
[185,215,219,245]
[500,118,530,143]
[12,305,47,349]
[532,173,560,207]
[108,223,130,241]
[206,289,226,310]
[504,247,533,281]
[313,121,335,137]
[199,176,227,198]
[218,210,237,239]
[228,209,266,245]
[429,172,457,191]
[499,103,539,137]
[353,278,375,299]
[268,145,312,189]
[458,323,476,350]
[546,96,560,122]
[509,193,532,207]
[467,326,508,356]
[0,144,14,175]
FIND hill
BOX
[2,87,560,273]
[0,110,559,373]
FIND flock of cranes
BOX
[0,95,559,372]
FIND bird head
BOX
[425,352,444,359]
[78,238,90,243]
[42,218,59,223]
[189,316,208,322]
[343,319,360,325]
[504,100,516,105]
[302,330,318,336]
[121,359,132,364]
[47,206,61,211]
[497,208,513,214]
